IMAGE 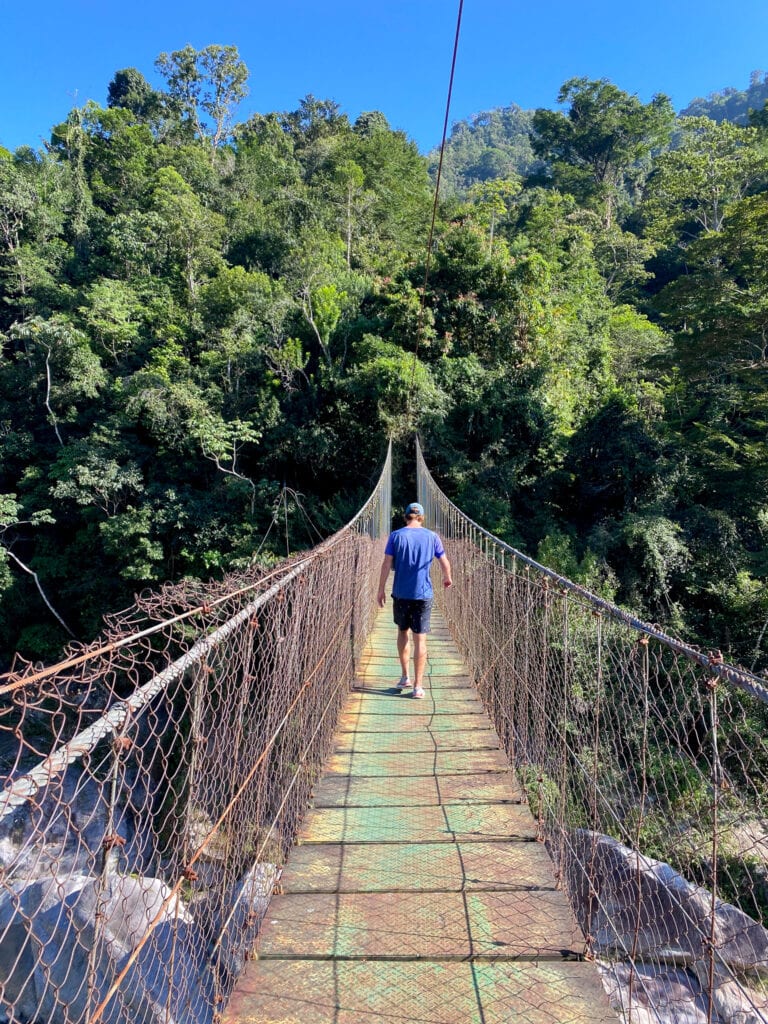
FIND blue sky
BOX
[3,0,768,153]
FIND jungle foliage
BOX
[2,52,768,675]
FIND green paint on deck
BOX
[332,728,500,754]
[297,802,536,844]
[223,604,620,1024]
[326,748,511,776]
[335,711,495,733]
[256,889,583,959]
[312,772,522,807]
[280,841,559,894]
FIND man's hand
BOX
[377,555,393,609]
[443,576,452,589]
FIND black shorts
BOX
[393,597,433,634]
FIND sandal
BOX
[396,676,411,690]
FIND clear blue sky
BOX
[3,0,768,153]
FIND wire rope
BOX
[406,0,465,418]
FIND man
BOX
[376,502,452,698]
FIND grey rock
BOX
[558,832,768,1023]
[598,960,768,1024]
[597,960,719,1024]
[0,873,211,1024]
[211,861,278,984]
[561,830,768,973]
[0,763,156,882]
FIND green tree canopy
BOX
[532,77,674,225]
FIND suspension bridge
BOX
[1,440,768,1024]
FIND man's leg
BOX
[412,632,427,693]
[397,628,411,684]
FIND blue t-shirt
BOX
[384,526,445,600]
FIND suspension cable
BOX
[406,0,465,418]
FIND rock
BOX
[597,960,718,1024]
[0,873,212,1024]
[597,960,768,1024]
[0,763,156,882]
[691,963,768,1024]
[560,830,768,973]
[211,861,279,984]
[557,831,768,1023]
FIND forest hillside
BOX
[2,49,768,674]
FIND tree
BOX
[48,107,95,256]
[280,95,348,145]
[643,117,768,245]
[150,165,225,295]
[50,445,144,518]
[342,335,447,437]
[749,101,768,131]
[353,111,390,138]
[155,44,249,153]
[330,159,368,267]
[9,316,106,446]
[193,413,260,511]
[286,225,361,372]
[656,191,768,367]
[78,278,143,362]
[279,95,351,181]
[468,177,521,252]
[0,154,36,254]
[107,68,164,123]
[0,494,73,637]
[76,103,156,214]
[344,125,432,273]
[532,78,674,226]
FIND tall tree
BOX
[150,165,225,295]
[532,78,674,226]
[643,117,768,244]
[155,44,249,153]
[107,68,164,124]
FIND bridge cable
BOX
[406,0,465,420]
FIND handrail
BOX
[416,435,768,1024]
[0,440,392,1024]
[417,436,768,703]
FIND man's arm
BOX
[438,553,452,588]
[377,554,393,607]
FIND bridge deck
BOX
[224,606,619,1023]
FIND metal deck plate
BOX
[297,802,537,844]
[325,748,513,777]
[279,840,559,894]
[333,729,500,754]
[224,960,619,1024]
[256,889,583,959]
[311,771,522,807]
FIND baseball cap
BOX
[406,502,424,515]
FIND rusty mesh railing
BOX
[0,442,391,1024]
[417,439,768,1024]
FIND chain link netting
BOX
[0,444,391,1024]
[417,439,768,1024]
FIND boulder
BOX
[0,762,155,881]
[597,961,717,1024]
[0,873,211,1024]
[211,861,279,985]
[560,830,768,973]
[597,960,768,1024]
